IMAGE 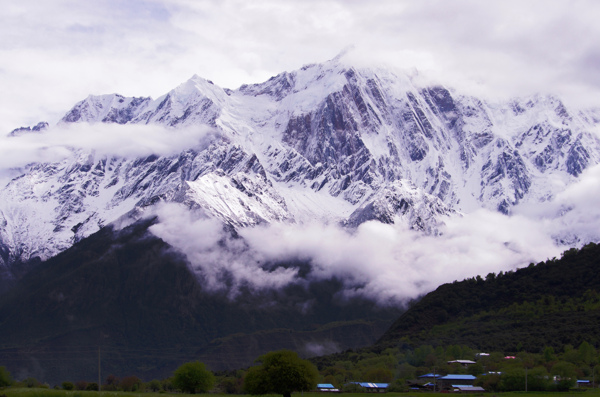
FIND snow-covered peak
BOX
[130,75,230,127]
[3,58,600,283]
[60,94,152,124]
[8,121,48,137]
[172,75,230,107]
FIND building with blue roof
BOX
[577,380,590,388]
[316,383,339,392]
[438,374,477,389]
[418,373,441,379]
[347,382,389,392]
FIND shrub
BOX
[119,375,142,392]
[62,381,74,390]
[0,367,12,387]
[86,382,99,391]
[244,350,318,397]
[172,361,215,394]
[147,379,162,392]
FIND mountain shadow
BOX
[0,217,401,385]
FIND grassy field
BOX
[2,390,600,397]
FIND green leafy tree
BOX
[467,362,484,376]
[244,350,319,397]
[527,366,550,391]
[578,341,597,365]
[543,346,557,363]
[147,379,162,392]
[387,379,409,392]
[396,363,416,380]
[500,368,526,391]
[0,366,12,387]
[364,367,393,382]
[86,382,99,391]
[61,381,74,390]
[218,376,244,394]
[476,372,501,392]
[162,378,175,392]
[408,345,434,366]
[172,361,215,394]
[551,361,577,391]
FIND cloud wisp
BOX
[148,203,300,296]
[514,163,600,245]
[149,201,563,306]
[0,122,220,171]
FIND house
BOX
[448,360,476,367]
[406,381,429,391]
[576,380,590,388]
[452,385,486,393]
[418,373,441,390]
[317,384,339,392]
[438,374,477,389]
[418,373,441,380]
[347,382,389,392]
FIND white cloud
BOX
[240,210,561,304]
[149,203,299,296]
[3,0,600,134]
[2,0,599,304]
[514,163,600,244]
[0,123,219,170]
[149,202,562,305]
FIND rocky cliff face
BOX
[1,57,600,280]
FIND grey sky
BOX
[2,0,599,133]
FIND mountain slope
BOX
[309,243,600,372]
[0,217,399,384]
[2,57,600,281]
[375,242,600,352]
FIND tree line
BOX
[314,341,600,392]
[0,350,318,396]
[2,341,599,394]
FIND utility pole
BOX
[98,346,101,393]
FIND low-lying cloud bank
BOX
[149,203,568,306]
[149,165,600,305]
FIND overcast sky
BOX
[2,0,600,303]
[2,0,600,134]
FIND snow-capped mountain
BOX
[2,57,600,280]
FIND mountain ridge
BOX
[1,57,600,284]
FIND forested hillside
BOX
[0,218,399,384]
[376,242,600,352]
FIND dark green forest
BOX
[306,243,600,392]
[1,213,600,390]
[0,218,398,384]
[376,242,600,352]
